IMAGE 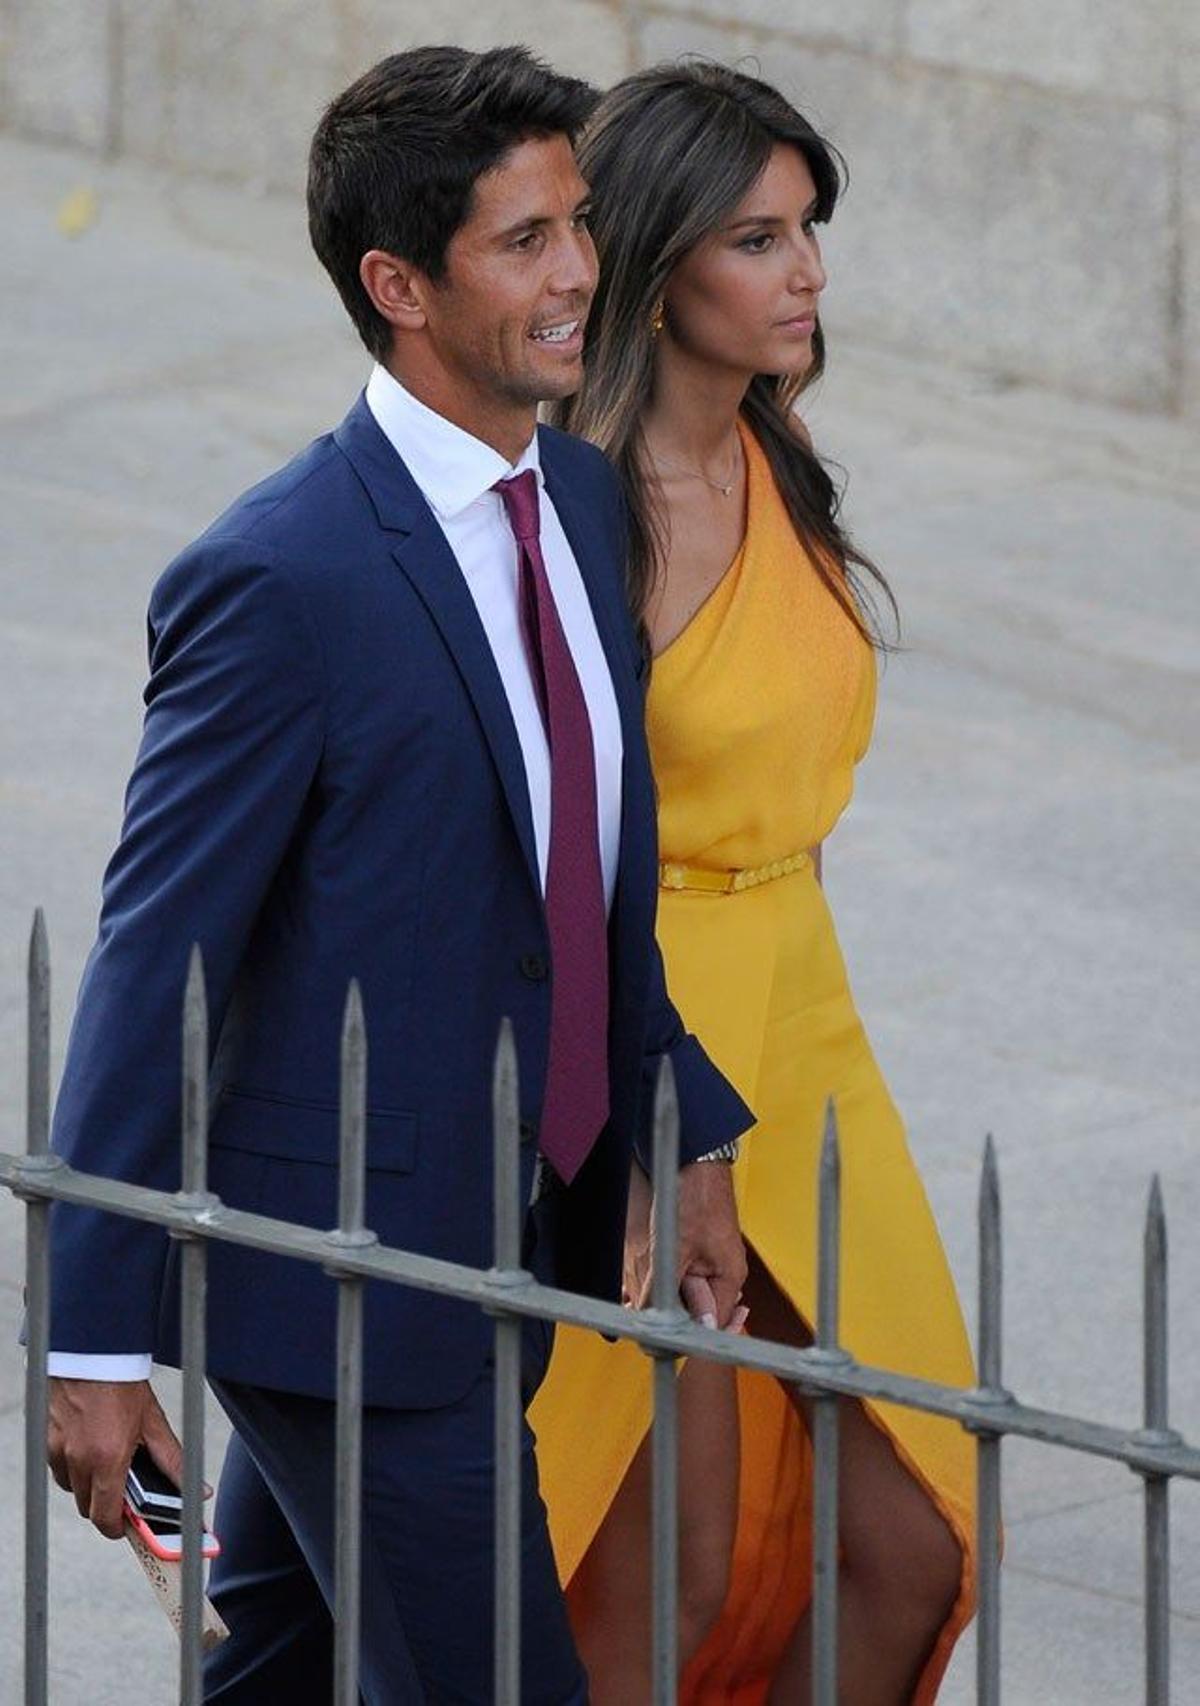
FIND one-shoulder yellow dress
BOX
[530,421,977,1701]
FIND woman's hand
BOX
[623,1159,750,1331]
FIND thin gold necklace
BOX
[650,432,742,498]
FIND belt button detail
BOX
[519,953,549,982]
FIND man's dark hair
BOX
[308,45,597,360]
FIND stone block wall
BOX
[0,1,632,188]
[1,0,1195,420]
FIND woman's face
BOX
[662,143,827,378]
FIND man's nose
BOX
[549,228,598,300]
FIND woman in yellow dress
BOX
[533,60,978,1702]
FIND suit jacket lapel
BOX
[393,516,542,889]
[335,396,542,895]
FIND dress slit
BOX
[678,1233,975,1705]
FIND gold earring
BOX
[649,298,665,337]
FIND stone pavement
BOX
[1,133,1197,1702]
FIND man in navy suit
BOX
[44,46,752,1701]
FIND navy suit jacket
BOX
[47,396,752,1409]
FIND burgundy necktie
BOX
[494,470,610,1184]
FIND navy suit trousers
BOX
[202,1191,588,1704]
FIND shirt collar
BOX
[364,363,542,521]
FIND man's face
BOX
[418,133,598,417]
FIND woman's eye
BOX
[738,232,774,253]
[802,218,819,238]
[512,231,541,252]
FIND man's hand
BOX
[676,1161,747,1328]
[47,1378,183,1539]
[625,1159,748,1329]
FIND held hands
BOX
[47,1377,186,1539]
[623,1159,750,1332]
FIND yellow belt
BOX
[658,849,812,895]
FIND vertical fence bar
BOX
[178,947,209,1704]
[492,1019,523,1706]
[811,1099,842,1706]
[24,910,52,1706]
[650,1059,681,1704]
[332,981,369,1706]
[976,1135,1004,1706]
[1143,1175,1171,1706]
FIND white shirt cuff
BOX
[47,1352,153,1382]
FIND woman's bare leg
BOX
[738,1249,964,1706]
[569,1352,740,1703]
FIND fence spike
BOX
[338,979,367,1236]
[180,945,208,1199]
[1144,1175,1167,1434]
[979,1133,1002,1391]
[27,909,50,1157]
[816,1097,841,1351]
[492,1017,521,1274]
[650,1057,680,1316]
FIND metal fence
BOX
[5,908,1199,1705]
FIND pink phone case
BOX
[123,1501,221,1561]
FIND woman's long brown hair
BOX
[551,60,896,652]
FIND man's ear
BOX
[360,250,431,334]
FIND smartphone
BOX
[124,1445,220,1561]
[124,1503,221,1561]
[125,1445,184,1522]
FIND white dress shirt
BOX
[49,366,625,1382]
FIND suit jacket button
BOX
[520,953,549,981]
[519,1120,536,1146]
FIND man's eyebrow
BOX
[495,214,547,240]
[495,192,592,243]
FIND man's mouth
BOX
[530,318,582,346]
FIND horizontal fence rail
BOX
[8,917,1196,1703]
[10,1151,1195,1476]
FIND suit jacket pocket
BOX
[210,1086,418,1174]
